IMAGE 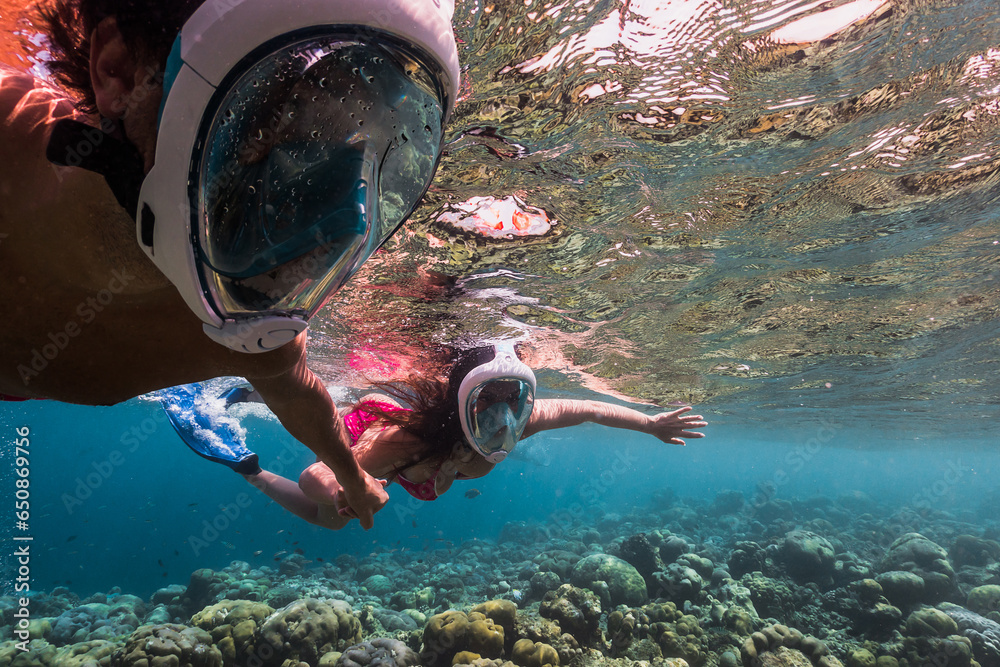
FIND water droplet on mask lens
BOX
[318,77,327,88]
[248,185,256,194]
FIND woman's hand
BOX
[298,462,388,526]
[646,406,707,445]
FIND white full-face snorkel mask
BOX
[457,343,537,464]
[136,0,460,353]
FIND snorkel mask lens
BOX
[195,36,445,319]
[458,344,537,463]
[466,379,534,461]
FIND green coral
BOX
[649,612,706,666]
[421,610,503,667]
[512,639,559,667]
[967,585,1000,617]
[470,600,518,653]
[570,554,647,606]
[739,623,834,667]
[467,614,505,658]
[0,639,58,667]
[846,649,877,667]
[533,550,582,579]
[57,640,118,667]
[258,598,361,667]
[904,607,959,637]
[538,584,602,644]
[422,610,470,667]
[190,599,274,667]
[878,533,956,603]
[110,623,222,667]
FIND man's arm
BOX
[244,336,389,529]
[523,399,707,445]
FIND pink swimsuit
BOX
[343,401,445,501]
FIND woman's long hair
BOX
[352,345,499,470]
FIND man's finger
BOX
[358,511,374,530]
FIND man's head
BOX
[41,0,460,353]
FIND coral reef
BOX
[740,623,841,667]
[539,585,602,644]
[258,598,362,667]
[337,638,420,667]
[110,623,222,667]
[12,487,1000,667]
[190,599,274,667]
[878,534,956,604]
[570,555,647,607]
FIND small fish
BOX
[274,550,288,558]
[223,541,235,549]
[188,503,198,507]
[464,489,482,499]
[174,550,179,556]
[294,548,304,555]
[253,550,263,557]
[157,559,165,568]
[316,557,324,562]
[66,535,77,542]
[411,520,418,528]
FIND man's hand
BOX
[335,469,390,529]
[647,406,707,445]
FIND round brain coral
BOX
[258,598,362,667]
[191,599,275,667]
[512,639,560,667]
[110,623,222,667]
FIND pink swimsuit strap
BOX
[396,471,442,501]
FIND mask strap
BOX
[46,117,145,221]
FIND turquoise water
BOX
[2,398,997,599]
[4,0,1000,664]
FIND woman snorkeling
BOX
[162,342,707,529]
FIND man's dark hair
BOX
[37,0,205,112]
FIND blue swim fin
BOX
[160,383,262,475]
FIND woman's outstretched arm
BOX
[522,399,707,445]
